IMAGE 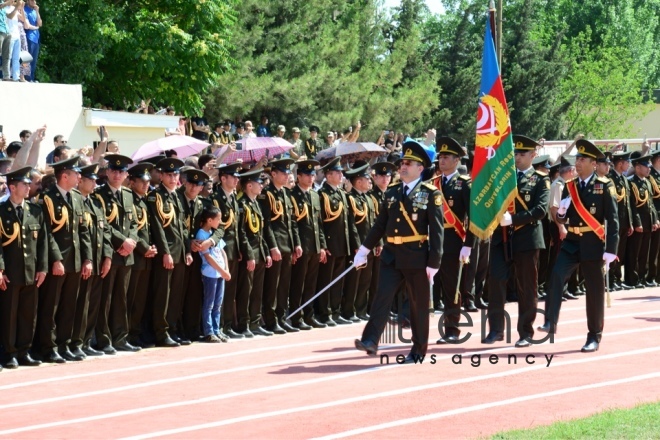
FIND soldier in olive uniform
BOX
[354,141,443,362]
[93,154,141,353]
[304,126,320,158]
[37,156,93,363]
[0,167,48,368]
[432,137,475,344]
[259,158,302,334]
[316,157,360,326]
[646,150,660,285]
[212,162,247,339]
[541,139,618,352]
[607,152,633,290]
[147,158,192,347]
[367,162,397,318]
[342,162,377,322]
[483,135,550,347]
[73,164,112,358]
[625,152,659,288]
[289,160,328,329]
[126,163,159,348]
[236,168,273,337]
[533,154,553,297]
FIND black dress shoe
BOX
[634,283,646,289]
[241,329,255,338]
[98,344,117,355]
[345,315,362,323]
[17,354,41,366]
[436,335,459,344]
[537,322,556,334]
[155,337,180,347]
[581,339,599,353]
[82,345,104,356]
[563,292,579,300]
[304,318,327,329]
[357,314,370,321]
[225,328,245,339]
[44,351,66,364]
[294,321,313,331]
[178,338,192,346]
[481,331,504,344]
[115,342,141,352]
[266,324,287,335]
[334,316,352,325]
[620,282,633,290]
[475,297,488,309]
[280,321,300,333]
[354,339,378,356]
[251,326,274,337]
[434,301,445,311]
[4,357,18,369]
[323,318,337,327]
[402,353,424,364]
[70,347,87,359]
[645,280,657,288]
[515,338,532,348]
[463,300,478,312]
[399,318,411,329]
[60,349,84,361]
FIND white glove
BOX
[500,212,512,227]
[603,252,617,268]
[426,266,439,280]
[353,245,370,268]
[459,246,471,263]
[557,197,571,216]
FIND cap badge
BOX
[515,141,523,149]
[440,144,449,152]
[578,146,586,154]
[116,160,121,166]
[170,163,174,169]
[405,148,413,156]
[308,164,312,169]
[193,174,198,180]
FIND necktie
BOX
[441,176,448,191]
[189,200,195,214]
[16,205,23,223]
[580,180,586,191]
[115,190,123,207]
[403,185,410,196]
[66,192,72,206]
[517,171,524,181]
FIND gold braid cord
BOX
[650,176,660,199]
[244,205,261,233]
[44,195,69,233]
[95,194,118,224]
[84,212,93,227]
[322,193,343,222]
[291,195,308,222]
[615,186,626,203]
[267,191,284,221]
[0,221,20,247]
[156,193,175,228]
[632,183,649,208]
[370,194,380,216]
[213,199,235,230]
[134,206,148,231]
[349,195,367,224]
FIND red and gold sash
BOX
[566,180,605,241]
[441,194,466,241]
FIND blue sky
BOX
[382,0,445,15]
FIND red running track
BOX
[0,291,659,439]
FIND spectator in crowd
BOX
[0,133,6,158]
[230,115,243,135]
[274,125,285,139]
[0,0,11,81]
[106,140,119,153]
[289,127,303,160]
[16,0,28,81]
[49,145,71,164]
[325,131,338,149]
[45,134,67,163]
[4,0,21,81]
[244,120,256,138]
[6,140,21,157]
[191,113,210,141]
[165,149,178,158]
[19,129,31,142]
[0,157,12,174]
[234,122,245,140]
[21,0,38,82]
[256,116,271,137]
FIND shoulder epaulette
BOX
[422,182,437,191]
[458,174,471,181]
[566,177,577,183]
[534,170,548,177]
[71,188,82,194]
[387,182,398,188]
[596,176,611,184]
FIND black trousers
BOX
[473,238,490,301]
[611,224,628,284]
[546,250,604,342]
[263,252,292,327]
[487,244,539,340]
[361,261,430,356]
[647,229,660,282]
[220,259,239,331]
[83,274,105,347]
[152,261,186,341]
[97,265,132,347]
[289,252,321,324]
[127,267,151,341]
[369,255,380,313]
[183,253,203,340]
[236,259,266,330]
[37,271,81,355]
[342,254,373,318]
[0,283,38,357]
[626,230,651,285]
[538,218,551,288]
[438,253,462,337]
[72,274,100,350]
[315,255,347,321]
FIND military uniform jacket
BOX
[648,168,660,213]
[237,194,269,263]
[258,183,300,253]
[492,169,550,252]
[41,186,93,273]
[607,169,633,231]
[146,186,188,264]
[94,185,139,266]
[628,174,658,231]
[318,182,360,257]
[347,188,376,244]
[290,185,326,255]
[557,174,619,258]
[211,189,246,262]
[82,195,113,274]
[176,189,223,251]
[130,191,154,271]
[434,173,475,253]
[363,180,444,270]
[304,138,319,158]
[0,201,49,286]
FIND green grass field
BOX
[492,401,660,439]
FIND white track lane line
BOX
[312,371,660,440]
[2,297,657,391]
[2,325,659,436]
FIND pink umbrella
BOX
[131,135,210,162]
[215,137,295,164]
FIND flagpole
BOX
[489,0,502,69]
